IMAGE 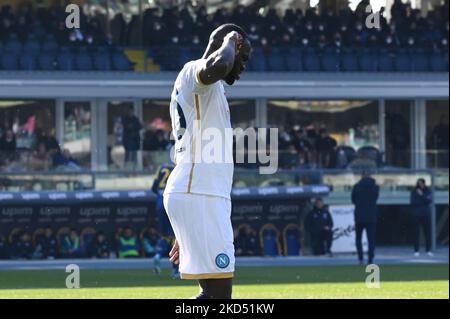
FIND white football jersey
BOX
[164,59,234,200]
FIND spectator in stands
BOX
[117,227,140,258]
[122,108,142,170]
[10,232,33,260]
[62,229,82,258]
[53,148,81,170]
[95,232,111,259]
[351,171,379,264]
[0,129,16,160]
[39,227,57,259]
[0,233,7,259]
[30,142,50,171]
[305,198,333,256]
[235,226,259,257]
[316,128,337,168]
[410,178,433,257]
[142,227,159,258]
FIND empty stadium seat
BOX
[394,49,412,72]
[112,49,132,71]
[248,47,267,71]
[267,48,287,71]
[411,49,430,72]
[359,49,378,72]
[303,48,321,72]
[430,50,448,72]
[57,50,75,71]
[38,53,56,70]
[283,224,301,256]
[19,53,37,70]
[4,34,22,54]
[1,53,19,70]
[321,49,340,72]
[260,224,280,256]
[75,48,94,70]
[285,47,303,71]
[93,48,112,71]
[378,50,395,72]
[341,49,359,72]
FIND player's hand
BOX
[224,31,243,56]
[169,240,180,265]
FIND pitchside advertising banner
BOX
[329,205,368,253]
[0,185,330,236]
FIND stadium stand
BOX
[0,2,448,72]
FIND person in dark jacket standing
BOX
[410,178,433,257]
[305,198,334,256]
[122,107,142,170]
[351,171,379,264]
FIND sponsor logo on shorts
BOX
[215,253,230,269]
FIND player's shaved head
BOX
[203,23,252,85]
[210,23,248,43]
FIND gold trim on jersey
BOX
[181,272,234,280]
[187,94,201,193]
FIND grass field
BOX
[0,264,448,299]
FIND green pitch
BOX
[0,264,448,299]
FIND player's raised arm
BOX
[197,31,243,85]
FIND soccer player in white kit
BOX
[163,24,252,299]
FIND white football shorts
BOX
[163,192,235,279]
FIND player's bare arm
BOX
[197,31,243,85]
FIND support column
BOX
[378,99,386,163]
[55,99,64,149]
[135,98,144,171]
[256,98,268,128]
[411,99,427,169]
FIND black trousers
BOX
[355,222,376,263]
[311,230,333,255]
[412,215,432,252]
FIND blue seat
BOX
[42,40,58,53]
[261,229,279,257]
[93,51,111,71]
[359,50,378,72]
[411,50,429,72]
[75,52,94,70]
[303,48,321,72]
[19,53,37,70]
[5,36,22,54]
[38,53,56,70]
[285,47,302,71]
[430,51,448,72]
[378,53,394,72]
[112,52,132,71]
[283,226,301,256]
[394,51,412,72]
[267,48,286,71]
[23,38,41,54]
[57,52,75,70]
[248,47,267,71]
[1,53,19,70]
[321,51,340,72]
[341,50,359,71]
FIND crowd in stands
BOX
[0,1,448,71]
[0,125,81,172]
[0,221,307,260]
[0,226,174,260]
